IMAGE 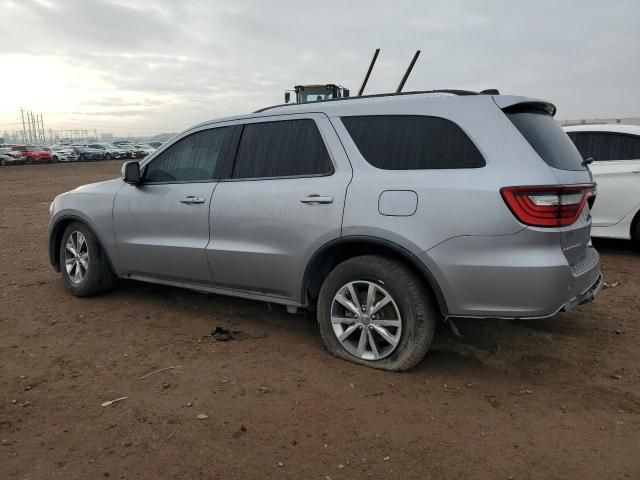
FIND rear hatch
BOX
[498,99,595,269]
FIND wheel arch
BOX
[301,236,449,316]
[49,215,114,273]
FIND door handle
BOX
[300,195,333,204]
[180,195,206,204]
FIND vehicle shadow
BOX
[592,237,639,256]
[108,279,596,380]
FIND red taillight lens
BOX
[501,184,596,227]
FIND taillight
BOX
[501,184,596,228]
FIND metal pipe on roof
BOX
[358,48,380,96]
[396,50,421,93]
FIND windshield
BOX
[506,106,586,171]
[298,86,336,103]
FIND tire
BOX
[1,159,5,166]
[317,255,437,371]
[105,153,112,160]
[632,212,640,248]
[59,222,114,297]
[53,156,58,163]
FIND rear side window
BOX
[568,132,640,161]
[232,119,333,179]
[341,115,485,170]
[145,127,232,183]
[505,107,585,171]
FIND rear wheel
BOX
[317,255,437,371]
[60,222,114,296]
[105,153,112,160]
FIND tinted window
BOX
[232,119,333,179]
[145,127,232,183]
[569,132,640,161]
[341,115,485,170]
[506,107,585,171]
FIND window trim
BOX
[569,131,640,162]
[339,114,486,171]
[221,116,336,182]
[140,124,236,185]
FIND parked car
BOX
[563,124,640,244]
[11,145,54,164]
[87,143,128,159]
[51,145,79,162]
[70,146,104,161]
[131,144,155,158]
[48,91,602,371]
[148,141,164,149]
[0,147,27,166]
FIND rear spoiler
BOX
[492,95,557,117]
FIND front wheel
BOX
[60,222,114,296]
[317,255,438,371]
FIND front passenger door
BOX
[113,125,235,283]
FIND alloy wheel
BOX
[331,280,402,360]
[64,231,89,284]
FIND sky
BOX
[0,0,639,137]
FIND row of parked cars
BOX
[0,141,164,166]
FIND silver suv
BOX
[48,91,602,371]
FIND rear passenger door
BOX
[207,114,352,302]
[570,132,640,226]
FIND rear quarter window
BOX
[341,115,485,170]
[505,106,585,171]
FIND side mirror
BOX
[122,161,141,184]
[284,92,291,103]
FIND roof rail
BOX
[254,88,499,113]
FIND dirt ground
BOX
[0,161,639,480]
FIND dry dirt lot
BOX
[1,161,639,480]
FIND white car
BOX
[51,145,79,162]
[563,124,640,243]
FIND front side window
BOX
[341,115,485,170]
[232,119,333,179]
[569,132,640,161]
[144,127,232,183]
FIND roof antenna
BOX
[358,48,380,96]
[396,50,421,93]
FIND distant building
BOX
[101,133,114,141]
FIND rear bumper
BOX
[419,229,601,319]
[560,273,602,313]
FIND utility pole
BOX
[39,114,46,143]
[32,112,38,143]
[20,108,27,143]
[27,111,31,143]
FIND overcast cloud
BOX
[0,0,639,136]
